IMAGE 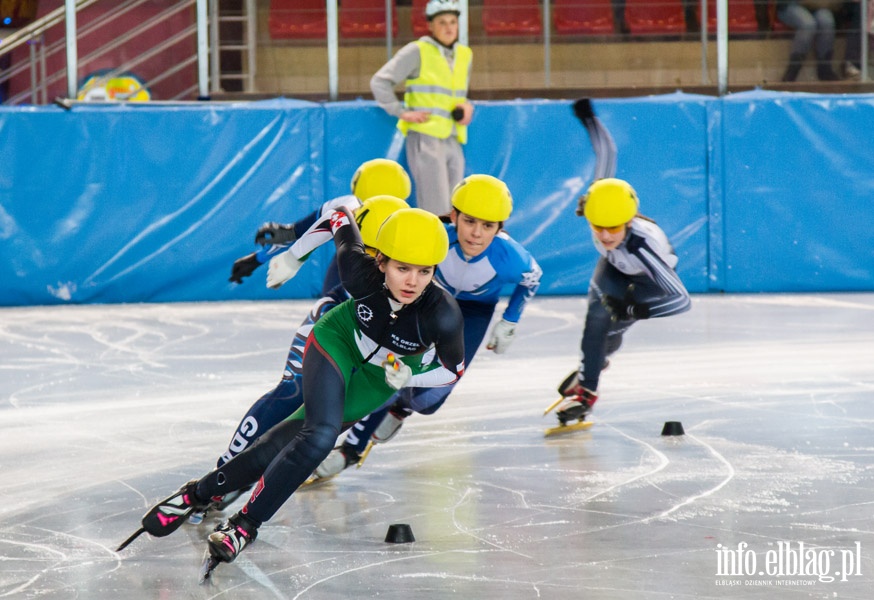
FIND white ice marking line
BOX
[0,530,125,597]
[582,425,670,503]
[30,527,125,563]
[116,480,149,508]
[449,487,535,560]
[0,574,43,598]
[738,295,874,311]
[476,481,532,510]
[290,552,445,600]
[0,540,66,598]
[643,432,735,523]
[225,556,289,599]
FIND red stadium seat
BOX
[482,0,544,36]
[268,0,327,40]
[411,0,430,37]
[624,0,686,35]
[704,0,760,33]
[554,0,616,35]
[340,0,399,39]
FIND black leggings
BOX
[580,259,662,390]
[196,338,346,526]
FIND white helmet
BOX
[426,0,461,19]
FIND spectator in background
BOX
[0,51,10,104]
[777,0,843,81]
[839,0,862,79]
[370,0,473,217]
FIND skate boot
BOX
[555,387,598,425]
[189,486,251,525]
[117,479,212,551]
[207,513,259,564]
[141,480,210,536]
[372,405,412,443]
[311,445,362,482]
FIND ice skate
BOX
[372,405,412,443]
[199,513,258,580]
[117,479,208,551]
[189,487,249,525]
[545,394,596,436]
[302,444,362,487]
[544,373,598,437]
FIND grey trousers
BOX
[404,130,465,217]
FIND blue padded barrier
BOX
[1,92,872,306]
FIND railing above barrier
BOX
[2,0,871,106]
[0,0,259,105]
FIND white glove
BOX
[266,251,304,289]
[383,354,412,390]
[486,319,517,354]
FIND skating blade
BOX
[542,396,564,416]
[356,441,374,467]
[299,473,336,489]
[115,527,146,552]
[199,551,220,584]
[544,420,593,437]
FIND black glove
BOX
[602,284,650,322]
[229,252,263,284]
[255,222,296,246]
[572,98,595,124]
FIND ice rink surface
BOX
[1,293,873,599]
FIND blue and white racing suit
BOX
[344,224,542,452]
[577,217,691,392]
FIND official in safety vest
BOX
[370,0,473,217]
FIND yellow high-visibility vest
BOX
[398,41,472,143]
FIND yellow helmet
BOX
[582,178,639,227]
[450,174,513,222]
[375,208,449,266]
[350,159,412,201]
[354,195,410,248]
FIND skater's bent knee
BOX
[296,422,341,463]
[415,399,444,415]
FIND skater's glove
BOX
[572,98,595,124]
[486,319,517,354]
[266,251,304,289]
[229,252,263,284]
[601,295,650,322]
[255,222,297,246]
[382,354,412,390]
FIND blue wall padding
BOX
[0,92,871,306]
[718,91,874,292]
[1,99,326,304]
